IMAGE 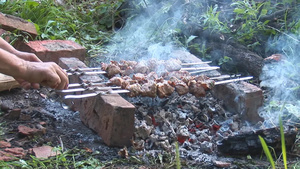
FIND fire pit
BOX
[55,49,292,163]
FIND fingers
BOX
[55,67,69,90]
[41,63,69,90]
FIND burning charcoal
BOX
[200,141,213,153]
[149,134,159,143]
[197,130,211,142]
[177,126,190,143]
[155,140,171,151]
[118,147,128,159]
[145,115,153,125]
[178,111,187,122]
[135,121,152,139]
[131,140,145,151]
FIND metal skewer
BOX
[181,66,220,71]
[64,68,106,76]
[209,75,231,80]
[67,81,109,88]
[56,86,121,93]
[63,89,130,99]
[214,76,253,85]
[181,61,212,66]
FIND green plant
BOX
[218,56,232,65]
[175,142,181,169]
[259,116,288,169]
[259,135,276,169]
[230,0,271,44]
[201,5,229,33]
[0,0,124,57]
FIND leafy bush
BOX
[0,0,124,56]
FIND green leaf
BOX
[233,8,245,14]
[280,117,288,169]
[259,135,275,169]
[186,35,197,45]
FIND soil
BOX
[0,86,299,168]
[0,87,120,162]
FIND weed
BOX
[259,116,288,169]
[218,56,233,66]
[175,142,181,169]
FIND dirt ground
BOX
[0,86,299,168]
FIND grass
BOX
[0,0,124,57]
[259,116,289,169]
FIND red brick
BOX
[0,12,37,39]
[212,81,264,123]
[15,40,85,63]
[58,57,136,147]
[89,94,135,147]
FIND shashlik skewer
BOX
[180,66,220,71]
[56,86,121,93]
[181,61,212,66]
[214,76,253,85]
[64,89,130,99]
[61,75,253,99]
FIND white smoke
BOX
[105,0,187,62]
[259,34,300,127]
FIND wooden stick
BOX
[214,76,253,85]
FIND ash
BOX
[122,91,238,162]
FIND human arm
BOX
[0,48,68,90]
[0,37,41,62]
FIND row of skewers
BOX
[59,59,253,99]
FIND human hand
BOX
[14,51,42,62]
[17,61,69,90]
[13,51,42,89]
